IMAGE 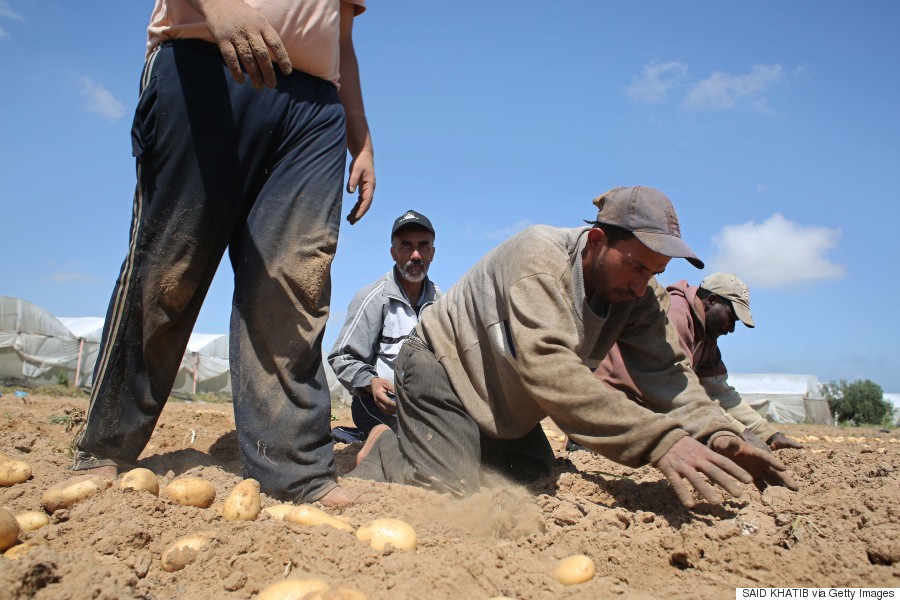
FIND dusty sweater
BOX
[416,225,741,467]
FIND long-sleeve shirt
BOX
[594,279,777,440]
[416,225,741,468]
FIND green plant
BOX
[821,379,892,426]
[57,371,70,387]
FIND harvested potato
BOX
[286,505,354,532]
[262,504,295,521]
[553,554,596,585]
[165,476,216,508]
[0,507,21,551]
[4,542,38,560]
[222,478,261,521]
[0,454,32,486]
[355,518,417,551]
[15,510,49,532]
[256,578,330,600]
[160,532,213,572]
[41,475,112,512]
[120,468,159,496]
[304,589,368,600]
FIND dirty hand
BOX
[711,433,800,493]
[768,432,804,450]
[653,436,761,507]
[369,376,396,415]
[201,0,292,89]
[742,428,771,453]
[346,149,375,224]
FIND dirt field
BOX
[0,391,897,599]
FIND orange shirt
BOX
[147,0,366,86]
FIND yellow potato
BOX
[4,542,38,560]
[256,578,330,600]
[355,518,417,551]
[286,505,354,532]
[303,589,368,600]
[160,532,213,572]
[0,455,32,486]
[41,475,112,512]
[120,468,159,496]
[165,476,216,508]
[553,554,596,585]
[222,478,261,521]
[262,504,295,521]
[0,507,21,552]
[15,510,49,532]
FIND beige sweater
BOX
[417,225,741,467]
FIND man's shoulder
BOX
[349,271,392,303]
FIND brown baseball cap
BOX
[592,186,704,269]
[699,272,755,328]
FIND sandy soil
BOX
[0,392,897,599]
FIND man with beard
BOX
[329,210,441,441]
[349,187,798,508]
[594,273,803,450]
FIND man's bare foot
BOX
[316,484,367,508]
[77,465,118,479]
[354,424,391,468]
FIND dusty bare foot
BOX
[316,484,369,508]
[77,465,118,480]
[354,424,391,468]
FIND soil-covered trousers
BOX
[349,333,556,494]
[72,40,347,503]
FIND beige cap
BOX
[699,272,755,328]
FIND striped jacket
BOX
[328,269,441,395]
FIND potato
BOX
[4,542,38,560]
[0,455,32,486]
[256,578,331,600]
[222,478,261,521]
[286,505,354,532]
[355,518,416,551]
[41,475,112,512]
[120,468,159,496]
[262,504,295,521]
[160,532,213,572]
[303,589,368,600]
[0,507,21,551]
[553,554,596,585]
[15,510,49,532]
[165,476,216,508]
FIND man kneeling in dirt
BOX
[348,186,798,507]
[593,272,803,451]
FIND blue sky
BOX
[2,1,899,390]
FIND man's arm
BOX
[327,285,382,395]
[701,374,778,441]
[338,2,375,225]
[186,0,292,89]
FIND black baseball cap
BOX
[391,210,435,237]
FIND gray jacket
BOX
[329,269,441,396]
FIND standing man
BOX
[351,186,798,508]
[329,210,441,442]
[595,273,803,450]
[72,0,375,506]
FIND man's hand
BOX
[345,149,375,224]
[654,436,755,508]
[199,0,292,89]
[369,376,396,415]
[768,432,804,450]
[711,433,800,493]
[742,428,771,453]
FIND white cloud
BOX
[48,270,97,283]
[683,64,784,112]
[626,61,688,103]
[709,213,844,288]
[480,219,533,240]
[78,76,126,121]
[0,0,24,38]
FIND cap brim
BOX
[733,301,755,328]
[633,231,705,270]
